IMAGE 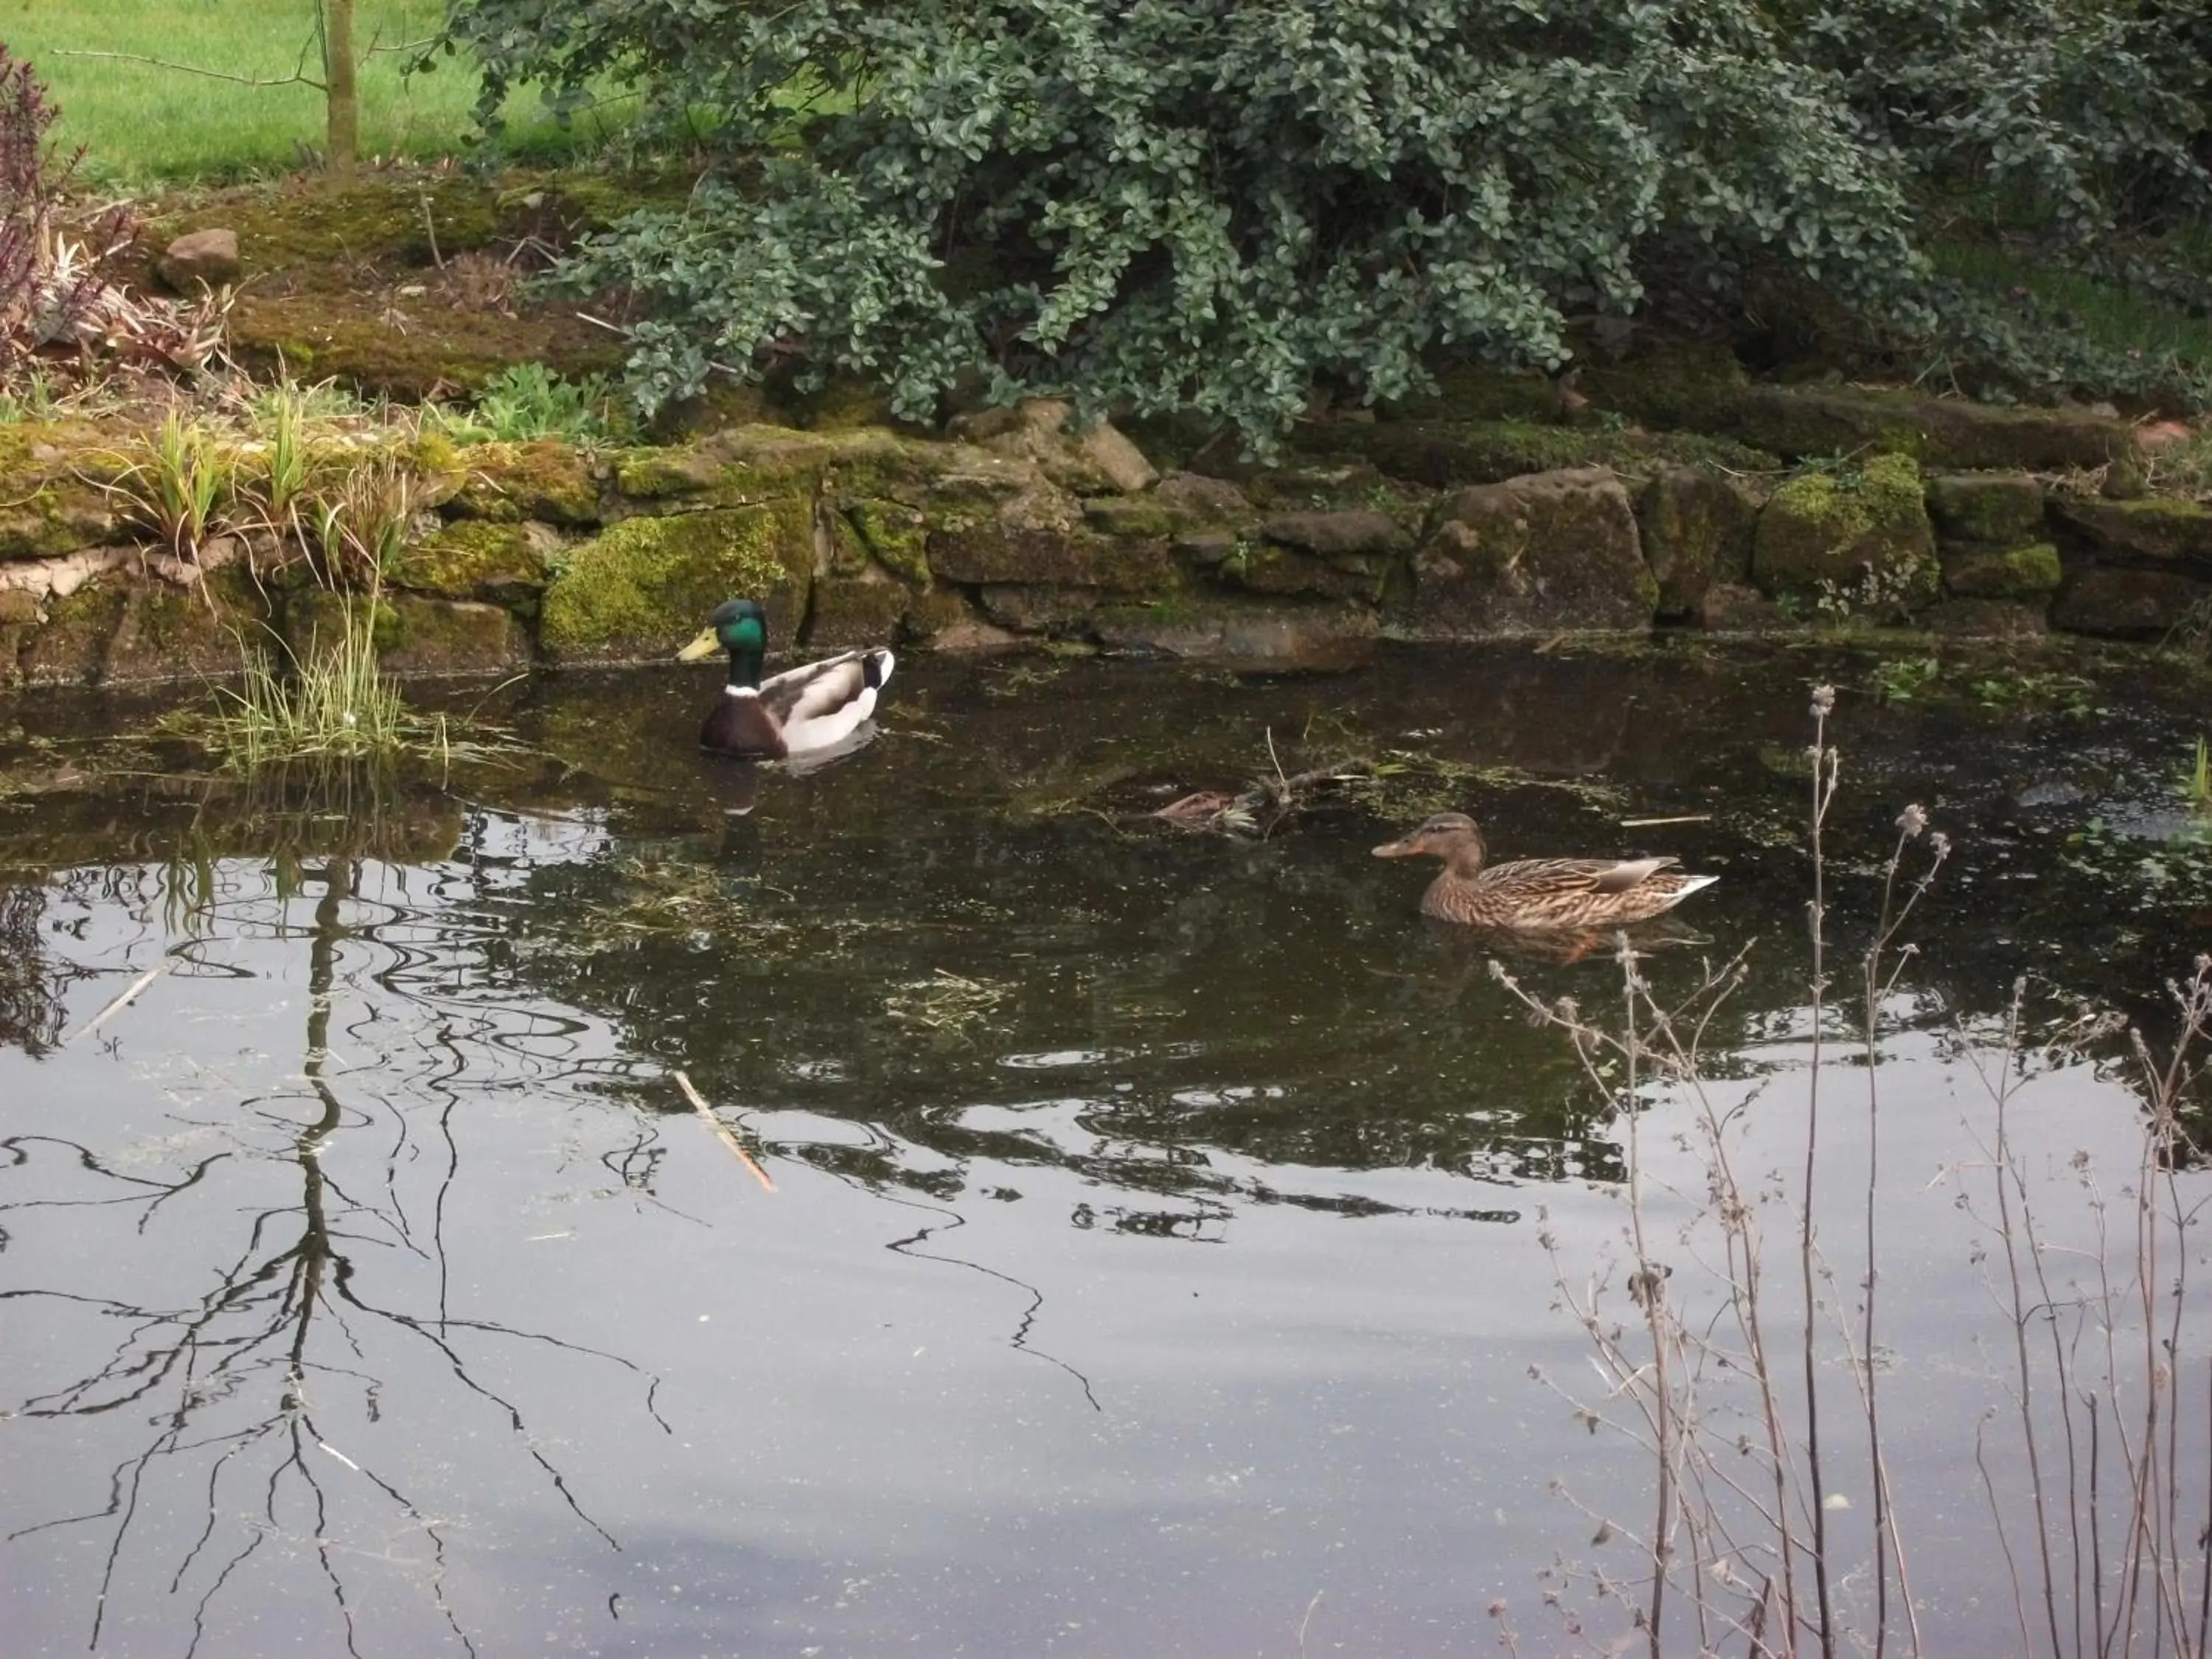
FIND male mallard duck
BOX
[1372,811,1717,930]
[676,599,894,760]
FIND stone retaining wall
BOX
[0,382,2201,690]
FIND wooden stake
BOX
[673,1071,776,1193]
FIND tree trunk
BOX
[322,0,358,172]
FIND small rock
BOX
[1077,421,1158,494]
[1257,509,1399,559]
[1155,471,1253,520]
[156,227,241,292]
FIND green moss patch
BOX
[1941,541,2062,601]
[845,498,931,584]
[809,575,914,647]
[390,520,553,605]
[447,439,601,525]
[1752,453,1939,606]
[153,175,505,293]
[1576,342,1750,431]
[2050,495,2212,569]
[1636,467,1762,617]
[1728,386,2133,470]
[228,293,625,401]
[1926,472,2046,546]
[1310,418,1777,490]
[538,502,813,664]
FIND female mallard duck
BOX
[676,598,894,760]
[1372,811,1716,930]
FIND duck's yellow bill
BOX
[676,627,721,662]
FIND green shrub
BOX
[445,0,2210,444]
[449,0,1930,448]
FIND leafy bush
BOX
[451,0,1933,445]
[1779,0,2211,244]
[444,0,2208,443]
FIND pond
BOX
[4,641,2210,1657]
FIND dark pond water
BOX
[3,642,2210,1657]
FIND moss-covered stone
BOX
[389,520,554,605]
[845,498,930,585]
[1400,467,1658,637]
[0,423,131,559]
[1256,509,1402,559]
[155,175,505,288]
[446,439,600,524]
[102,568,269,685]
[1751,454,1939,607]
[227,293,624,400]
[1941,542,2062,602]
[21,580,128,686]
[1092,592,1379,669]
[928,483,1174,591]
[1636,467,1761,617]
[1221,540,1386,602]
[1307,418,1776,490]
[538,502,814,664]
[644,381,779,444]
[1925,472,2045,547]
[378,596,533,678]
[1576,342,1750,431]
[2053,568,2211,637]
[283,589,400,662]
[901,584,981,643]
[2049,495,2212,570]
[1082,495,1180,541]
[976,584,1104,634]
[807,574,912,647]
[1725,386,2134,470]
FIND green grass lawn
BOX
[2,0,620,183]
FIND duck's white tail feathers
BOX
[864,647,895,689]
[1673,874,1720,899]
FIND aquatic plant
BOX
[2185,736,2211,818]
[1499,686,2212,1656]
[213,597,414,768]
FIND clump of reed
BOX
[211,454,440,768]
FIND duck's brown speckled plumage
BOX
[1373,812,1717,930]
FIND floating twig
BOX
[1621,814,1713,829]
[673,1070,777,1193]
[66,959,170,1046]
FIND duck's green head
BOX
[678,599,767,669]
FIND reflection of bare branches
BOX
[0,880,70,1055]
[5,858,663,1656]
[804,1133,1104,1413]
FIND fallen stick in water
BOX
[673,1071,777,1193]
[1620,814,1713,829]
[66,959,171,1047]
